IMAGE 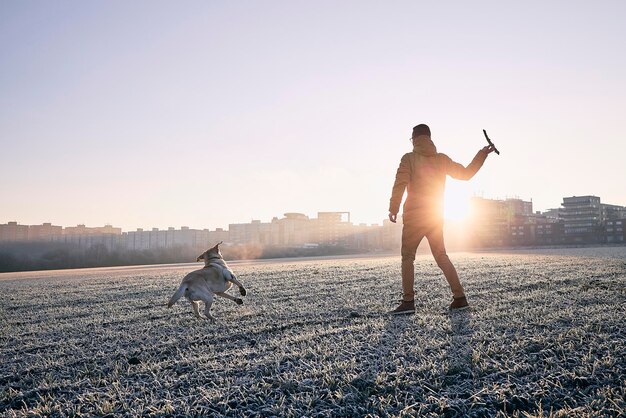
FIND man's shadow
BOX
[350,308,474,394]
[350,312,410,392]
[446,309,474,376]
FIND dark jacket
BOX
[389,135,488,225]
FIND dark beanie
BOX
[412,124,431,137]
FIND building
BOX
[508,223,534,246]
[381,219,402,250]
[352,223,383,250]
[209,228,229,245]
[558,196,626,244]
[0,222,30,242]
[229,220,268,245]
[534,216,565,245]
[63,224,122,236]
[1,221,63,242]
[505,198,533,219]
[470,197,520,247]
[56,224,123,250]
[561,196,603,243]
[561,196,603,244]
[124,226,214,251]
[313,212,352,245]
[27,223,63,241]
[601,204,626,222]
[269,213,311,247]
[605,219,625,243]
[542,208,563,220]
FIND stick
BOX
[483,129,500,155]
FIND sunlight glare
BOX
[444,183,471,222]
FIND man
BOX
[388,124,495,314]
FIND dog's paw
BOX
[201,314,215,322]
[235,298,244,305]
[239,287,247,296]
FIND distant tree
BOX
[41,247,75,270]
[85,244,109,266]
[0,252,21,272]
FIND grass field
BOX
[1,248,625,417]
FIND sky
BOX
[1,1,625,231]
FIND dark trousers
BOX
[401,221,465,301]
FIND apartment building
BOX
[560,196,625,244]
[63,224,122,235]
[381,219,402,250]
[601,204,626,222]
[125,226,216,251]
[0,222,30,242]
[469,197,528,247]
[314,212,352,245]
[28,223,63,241]
[272,213,311,247]
[228,212,354,247]
[229,220,271,245]
[542,208,563,220]
[534,219,565,245]
[605,219,625,243]
[561,196,602,243]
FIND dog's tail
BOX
[167,284,186,308]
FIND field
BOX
[1,248,625,417]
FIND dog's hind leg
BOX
[203,295,216,322]
[215,291,243,305]
[191,301,202,318]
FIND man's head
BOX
[411,124,437,155]
[412,124,431,139]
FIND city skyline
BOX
[2,193,624,273]
[3,192,623,235]
[2,2,625,231]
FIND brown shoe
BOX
[449,296,469,310]
[389,300,415,315]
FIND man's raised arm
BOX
[445,145,495,181]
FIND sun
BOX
[444,183,472,222]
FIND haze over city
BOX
[1,1,625,231]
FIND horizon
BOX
[2,1,625,231]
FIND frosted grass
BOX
[1,249,625,417]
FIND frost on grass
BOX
[1,249,625,417]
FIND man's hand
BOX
[481,145,496,155]
[388,212,397,223]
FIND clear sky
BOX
[1,1,625,231]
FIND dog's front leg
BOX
[227,276,247,297]
[215,291,243,305]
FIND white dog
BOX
[167,242,246,321]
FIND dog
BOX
[167,242,247,321]
[198,241,240,283]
